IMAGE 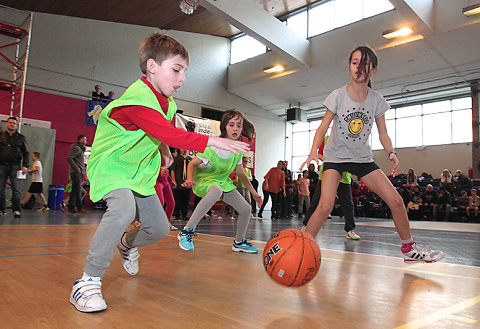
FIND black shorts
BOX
[28,182,43,194]
[323,162,380,179]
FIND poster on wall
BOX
[86,100,109,126]
[175,112,256,172]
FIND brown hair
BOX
[349,46,378,88]
[138,33,189,74]
[219,109,255,141]
[33,152,40,159]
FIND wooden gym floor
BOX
[0,209,479,329]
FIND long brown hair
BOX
[349,46,378,88]
[219,109,255,141]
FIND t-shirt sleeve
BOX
[323,88,340,114]
[374,92,390,118]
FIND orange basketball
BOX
[263,229,321,287]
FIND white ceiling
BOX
[222,0,480,118]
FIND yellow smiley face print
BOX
[348,119,364,135]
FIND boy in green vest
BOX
[70,33,250,313]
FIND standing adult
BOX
[258,160,285,219]
[0,116,29,218]
[170,148,192,220]
[66,134,87,213]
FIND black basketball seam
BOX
[288,236,305,287]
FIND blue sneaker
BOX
[178,227,196,251]
[232,239,258,253]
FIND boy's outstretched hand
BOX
[208,137,250,155]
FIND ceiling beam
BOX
[200,0,311,69]
[388,0,435,35]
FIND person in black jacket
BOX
[0,117,29,218]
[66,134,87,213]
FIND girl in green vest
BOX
[178,110,262,253]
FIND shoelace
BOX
[182,230,197,242]
[237,239,252,247]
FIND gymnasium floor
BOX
[0,209,479,328]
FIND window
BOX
[286,10,308,39]
[230,0,393,64]
[230,35,266,64]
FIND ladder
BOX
[0,10,33,132]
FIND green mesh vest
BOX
[318,136,351,184]
[87,79,177,202]
[192,147,243,198]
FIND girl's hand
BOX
[208,137,250,155]
[253,193,263,207]
[299,153,319,171]
[389,153,399,177]
[182,179,195,188]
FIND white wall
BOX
[22,12,285,192]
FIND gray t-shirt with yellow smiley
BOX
[323,85,389,163]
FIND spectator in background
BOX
[422,184,437,220]
[21,152,48,211]
[406,168,418,192]
[456,190,468,221]
[282,160,293,219]
[307,163,318,196]
[92,84,107,102]
[297,170,310,218]
[0,117,29,218]
[250,174,259,216]
[258,160,285,219]
[453,170,473,196]
[66,134,87,214]
[170,148,192,221]
[107,91,115,101]
[467,188,480,220]
[440,169,453,194]
[434,187,451,221]
[407,196,423,220]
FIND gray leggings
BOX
[186,185,252,242]
[84,188,170,277]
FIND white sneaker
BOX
[346,230,360,240]
[70,277,107,312]
[117,234,139,275]
[300,225,307,231]
[402,243,445,263]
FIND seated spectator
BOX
[92,84,107,102]
[467,188,480,221]
[407,196,423,220]
[406,168,418,192]
[397,186,411,208]
[434,187,451,221]
[412,185,422,199]
[422,184,437,220]
[455,190,468,221]
[453,170,473,196]
[440,169,453,193]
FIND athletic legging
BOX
[185,185,251,242]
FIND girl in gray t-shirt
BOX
[301,46,444,264]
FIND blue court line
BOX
[0,244,227,258]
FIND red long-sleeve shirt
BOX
[109,77,208,153]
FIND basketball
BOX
[263,229,321,287]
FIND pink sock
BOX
[401,237,414,245]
